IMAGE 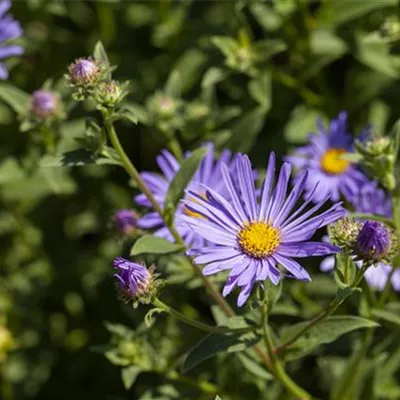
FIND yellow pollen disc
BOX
[238,221,281,259]
[183,193,206,219]
[320,148,349,175]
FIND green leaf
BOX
[202,67,230,88]
[211,36,238,58]
[315,0,396,28]
[284,106,328,144]
[237,353,272,380]
[371,308,400,326]
[130,235,182,256]
[182,331,261,373]
[265,280,282,314]
[0,158,25,185]
[0,83,30,115]
[248,71,271,110]
[93,40,110,67]
[280,316,379,361]
[252,39,287,61]
[215,396,223,400]
[163,146,207,211]
[164,70,182,98]
[40,149,121,168]
[249,3,282,32]
[121,365,141,390]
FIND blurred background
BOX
[1,1,400,399]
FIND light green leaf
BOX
[249,3,282,31]
[284,106,327,144]
[372,308,400,326]
[211,36,238,58]
[163,146,207,211]
[252,39,287,61]
[164,70,182,98]
[182,331,261,373]
[0,158,25,185]
[130,235,182,256]
[237,353,272,380]
[202,67,230,88]
[280,316,379,361]
[121,365,141,390]
[93,40,110,67]
[215,396,223,400]
[0,83,30,115]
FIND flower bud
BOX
[356,221,391,262]
[113,258,160,306]
[113,209,137,236]
[329,217,361,248]
[67,58,102,86]
[30,90,60,120]
[95,80,127,107]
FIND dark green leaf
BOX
[130,235,182,256]
[0,83,30,115]
[182,331,261,373]
[280,316,379,361]
[163,147,207,211]
[121,365,141,390]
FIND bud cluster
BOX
[66,56,129,108]
[113,209,138,236]
[330,218,399,266]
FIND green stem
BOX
[261,303,312,399]
[41,125,55,155]
[166,370,219,395]
[275,264,369,354]
[377,267,396,308]
[153,298,250,334]
[167,136,184,162]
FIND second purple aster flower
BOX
[285,112,369,203]
[183,152,345,306]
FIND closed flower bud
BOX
[113,209,137,236]
[95,80,127,107]
[113,258,160,306]
[329,217,361,249]
[356,221,391,262]
[30,90,60,120]
[67,58,101,86]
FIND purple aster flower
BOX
[113,257,152,301]
[113,209,137,235]
[183,153,345,306]
[285,112,369,203]
[67,58,101,86]
[135,143,241,247]
[356,220,391,262]
[30,90,59,119]
[0,0,23,80]
[350,180,392,218]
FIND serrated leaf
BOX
[280,316,379,361]
[0,83,30,115]
[130,235,182,256]
[163,147,207,211]
[121,365,141,390]
[182,331,261,373]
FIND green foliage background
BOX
[2,1,400,399]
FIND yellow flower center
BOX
[320,148,349,175]
[238,221,281,259]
